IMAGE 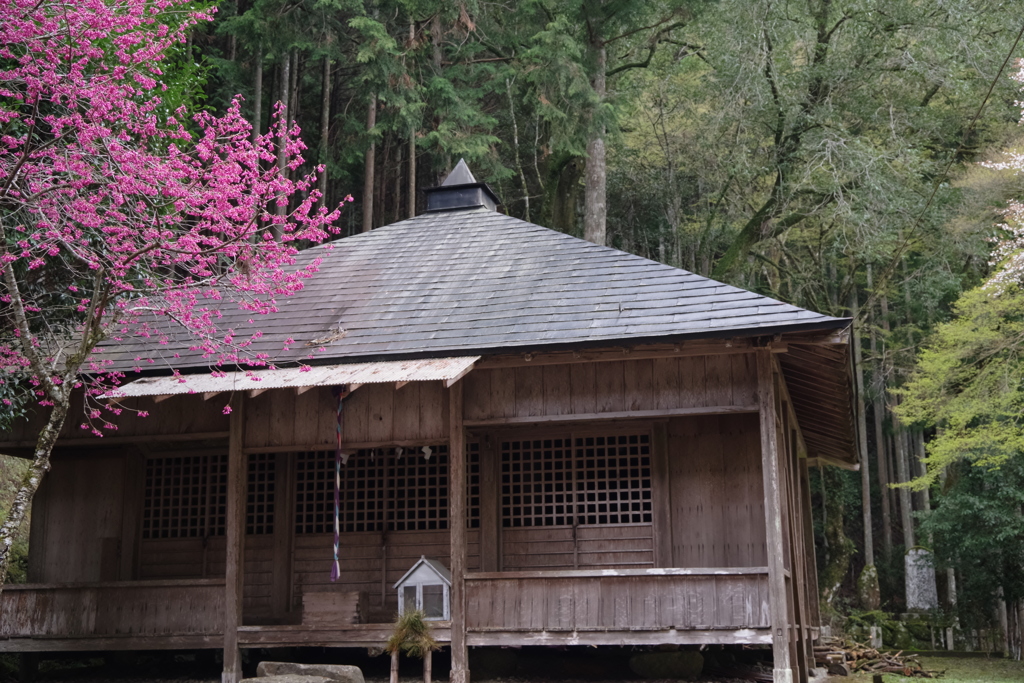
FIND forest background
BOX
[5,0,1024,656]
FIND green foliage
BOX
[386,609,439,659]
[899,285,1024,485]
[921,458,1024,612]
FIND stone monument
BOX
[905,548,939,612]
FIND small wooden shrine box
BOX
[394,556,452,621]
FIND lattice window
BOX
[294,450,386,534]
[500,432,652,528]
[247,453,275,535]
[575,433,652,525]
[294,445,469,534]
[387,445,449,531]
[467,443,480,529]
[501,437,575,528]
[142,454,227,539]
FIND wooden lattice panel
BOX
[575,433,652,525]
[468,443,480,529]
[246,453,276,535]
[501,437,575,528]
[142,454,227,539]
[295,450,386,534]
[386,445,449,531]
[500,432,652,528]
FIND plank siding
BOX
[668,414,766,568]
[244,383,449,449]
[502,526,654,572]
[292,530,479,623]
[461,355,756,423]
[31,452,127,583]
[0,580,225,637]
[465,571,768,631]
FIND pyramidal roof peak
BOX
[441,158,477,186]
[424,158,500,212]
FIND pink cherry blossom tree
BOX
[0,0,345,585]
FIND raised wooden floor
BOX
[0,568,773,652]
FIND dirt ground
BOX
[0,648,762,683]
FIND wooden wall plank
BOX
[652,358,679,410]
[705,355,733,407]
[342,386,370,444]
[268,391,292,448]
[542,365,572,416]
[365,383,394,443]
[490,369,515,419]
[594,361,625,413]
[569,364,597,415]
[392,382,421,442]
[463,370,491,422]
[731,353,757,407]
[36,452,126,583]
[668,414,765,569]
[514,366,544,417]
[420,382,448,441]
[292,389,321,447]
[624,359,655,411]
[246,393,271,448]
[678,356,707,408]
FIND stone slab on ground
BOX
[242,676,330,683]
[256,662,365,683]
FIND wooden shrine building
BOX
[0,162,857,683]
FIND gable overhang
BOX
[777,338,859,470]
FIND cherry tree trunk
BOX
[0,396,69,589]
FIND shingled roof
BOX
[96,163,860,467]
[102,207,848,371]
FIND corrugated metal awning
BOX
[104,356,480,400]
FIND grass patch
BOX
[852,655,1024,682]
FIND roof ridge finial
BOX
[424,158,500,212]
[441,158,477,186]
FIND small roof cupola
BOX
[423,158,500,212]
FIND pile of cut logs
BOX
[814,636,941,677]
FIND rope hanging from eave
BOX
[331,386,349,582]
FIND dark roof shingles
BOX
[103,208,847,369]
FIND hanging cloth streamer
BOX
[330,386,349,582]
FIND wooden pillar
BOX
[650,422,673,567]
[271,451,295,618]
[757,349,793,683]
[222,393,246,683]
[479,433,500,572]
[448,381,469,683]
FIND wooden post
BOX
[271,451,295,618]
[650,422,673,567]
[448,381,469,683]
[222,392,246,683]
[479,433,500,572]
[757,349,793,683]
